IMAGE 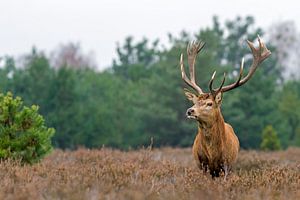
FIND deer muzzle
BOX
[186,108,196,119]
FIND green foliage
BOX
[112,36,161,80]
[277,80,300,146]
[260,125,282,151]
[0,92,54,164]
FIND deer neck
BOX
[198,108,226,145]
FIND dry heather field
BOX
[0,147,299,200]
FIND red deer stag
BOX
[180,36,271,178]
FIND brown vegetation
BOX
[0,147,299,200]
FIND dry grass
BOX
[0,147,299,200]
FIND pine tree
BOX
[260,125,282,151]
[0,92,54,164]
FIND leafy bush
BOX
[0,92,55,164]
[260,125,282,151]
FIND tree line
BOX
[1,16,300,149]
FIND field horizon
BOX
[0,147,299,200]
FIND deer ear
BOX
[184,89,198,103]
[215,92,223,105]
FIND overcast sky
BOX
[0,0,299,69]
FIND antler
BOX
[209,36,271,94]
[209,71,226,97]
[180,41,205,94]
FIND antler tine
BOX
[187,41,205,84]
[209,71,216,95]
[180,54,203,94]
[230,57,244,88]
[236,57,244,84]
[180,41,205,94]
[219,36,271,93]
[209,71,226,96]
[216,72,226,94]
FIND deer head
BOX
[180,36,271,125]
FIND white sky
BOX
[0,0,299,69]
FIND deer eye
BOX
[206,102,213,106]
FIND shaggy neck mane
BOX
[198,107,226,146]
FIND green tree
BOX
[47,67,78,148]
[278,80,300,146]
[112,36,161,80]
[0,92,54,164]
[260,125,282,150]
[71,69,132,148]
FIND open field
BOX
[0,147,299,200]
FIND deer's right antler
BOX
[180,41,205,94]
[209,36,271,94]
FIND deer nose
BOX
[186,108,195,116]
